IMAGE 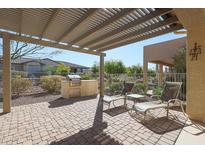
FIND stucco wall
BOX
[186,30,205,122]
[174,8,205,122]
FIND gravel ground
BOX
[0,86,61,108]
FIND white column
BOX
[2,32,11,113]
[99,53,105,97]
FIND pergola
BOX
[0,8,183,113]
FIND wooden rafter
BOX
[82,8,173,48]
[70,8,136,44]
[18,9,23,36]
[40,9,61,39]
[94,16,179,50]
[56,8,98,43]
[98,24,183,52]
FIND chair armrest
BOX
[168,99,179,103]
[167,99,182,106]
[125,92,133,96]
[150,95,161,99]
[167,99,187,115]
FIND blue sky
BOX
[43,32,186,69]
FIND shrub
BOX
[132,83,146,94]
[81,74,92,80]
[109,82,123,95]
[11,77,32,96]
[153,86,163,96]
[12,71,28,78]
[55,63,70,76]
[40,75,66,93]
[0,70,27,79]
[112,76,120,82]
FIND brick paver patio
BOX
[0,94,198,145]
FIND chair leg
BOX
[143,111,147,123]
[112,101,116,107]
[108,102,111,109]
[166,106,169,118]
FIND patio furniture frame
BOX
[132,82,183,122]
[103,82,134,109]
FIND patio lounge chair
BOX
[132,82,182,121]
[103,82,134,109]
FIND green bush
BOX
[132,83,146,94]
[153,86,163,96]
[55,64,70,76]
[81,74,92,80]
[109,82,123,95]
[40,75,66,93]
[112,76,120,82]
[11,77,32,96]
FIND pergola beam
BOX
[94,16,179,50]
[70,8,136,45]
[0,32,103,56]
[2,32,11,113]
[82,8,173,48]
[40,9,62,39]
[99,24,183,51]
[56,9,98,43]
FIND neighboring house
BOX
[0,57,89,76]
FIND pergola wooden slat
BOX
[81,8,173,48]
[0,8,181,53]
[70,8,136,45]
[18,9,23,35]
[56,9,98,43]
[40,8,62,39]
[98,24,183,51]
[94,15,179,50]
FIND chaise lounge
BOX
[132,82,183,121]
[103,82,134,109]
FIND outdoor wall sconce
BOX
[190,42,202,61]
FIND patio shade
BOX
[0,8,183,55]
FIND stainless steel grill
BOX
[67,75,81,87]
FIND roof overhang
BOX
[144,37,186,66]
[0,8,183,55]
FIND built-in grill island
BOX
[67,75,81,87]
[61,75,98,98]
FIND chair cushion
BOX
[103,95,125,103]
[133,101,167,113]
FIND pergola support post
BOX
[158,64,163,86]
[143,59,148,90]
[2,32,11,113]
[99,53,105,97]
